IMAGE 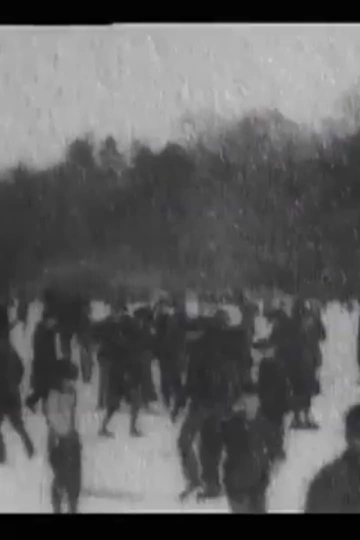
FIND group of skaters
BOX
[0,286,360,513]
[170,296,326,510]
[0,289,86,513]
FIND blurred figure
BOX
[256,352,290,462]
[174,310,246,501]
[97,315,129,437]
[305,403,360,513]
[46,358,81,514]
[132,306,158,411]
[221,389,280,514]
[26,307,59,413]
[0,304,34,462]
[288,299,322,429]
[98,308,155,438]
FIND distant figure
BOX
[96,316,129,437]
[92,317,112,410]
[0,305,34,462]
[132,306,158,410]
[256,352,290,462]
[45,358,81,514]
[288,300,323,429]
[26,309,59,413]
[253,307,293,443]
[97,310,154,438]
[305,403,360,513]
[155,308,186,414]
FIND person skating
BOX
[45,358,82,514]
[221,389,280,514]
[288,300,321,430]
[0,305,34,463]
[26,306,60,413]
[97,316,129,438]
[196,413,224,501]
[98,311,151,439]
[174,310,246,502]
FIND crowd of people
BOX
[0,286,360,513]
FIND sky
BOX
[0,24,360,168]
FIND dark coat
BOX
[31,322,59,396]
[185,327,246,410]
[0,338,24,410]
[97,315,153,399]
[305,449,360,513]
[258,357,292,423]
[221,411,278,500]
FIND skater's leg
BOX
[99,395,119,438]
[7,403,34,458]
[197,416,223,500]
[129,386,142,437]
[169,369,184,417]
[0,411,6,464]
[98,360,110,411]
[51,478,63,514]
[48,433,64,514]
[262,408,286,462]
[159,358,171,409]
[227,495,251,514]
[178,406,207,498]
[139,352,157,409]
[65,433,82,514]
[249,481,268,513]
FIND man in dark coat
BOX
[0,305,34,462]
[252,309,293,461]
[26,308,59,413]
[195,313,257,502]
[287,300,322,429]
[221,391,279,514]
[197,413,225,500]
[253,306,310,430]
[305,403,360,513]
[174,311,247,501]
[92,317,113,410]
[132,306,158,410]
[97,316,129,437]
[156,310,187,414]
[256,354,290,462]
[98,310,154,438]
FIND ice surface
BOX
[0,300,359,513]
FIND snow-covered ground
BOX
[0,300,359,513]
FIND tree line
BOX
[1,106,360,304]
